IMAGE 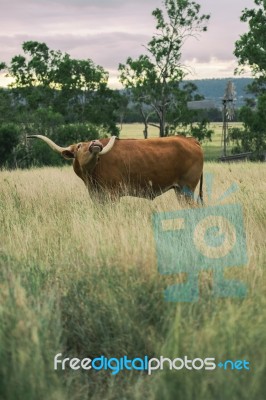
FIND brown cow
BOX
[27,135,204,202]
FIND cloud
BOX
[26,0,153,8]
[0,31,149,68]
[0,0,254,87]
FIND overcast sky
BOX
[0,0,255,87]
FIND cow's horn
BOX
[99,136,117,155]
[27,135,71,153]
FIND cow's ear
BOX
[62,148,75,159]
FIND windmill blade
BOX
[221,80,237,157]
[224,80,236,101]
[224,80,236,120]
[227,104,235,120]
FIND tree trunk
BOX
[159,112,165,137]
[140,106,149,139]
[143,123,148,139]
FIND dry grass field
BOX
[0,161,265,399]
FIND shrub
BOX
[0,123,20,168]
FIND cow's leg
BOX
[86,178,119,204]
[173,184,195,205]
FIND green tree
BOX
[230,94,266,158]
[1,42,123,167]
[0,123,20,168]
[234,0,266,78]
[7,41,108,92]
[0,89,16,124]
[233,0,266,158]
[2,41,119,133]
[119,0,210,137]
[113,91,129,131]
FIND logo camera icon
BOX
[152,176,248,302]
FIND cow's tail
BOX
[198,173,203,205]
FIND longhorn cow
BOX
[27,135,204,202]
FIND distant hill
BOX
[183,78,253,108]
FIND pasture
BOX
[0,161,265,399]
[119,122,243,161]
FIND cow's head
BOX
[27,135,116,169]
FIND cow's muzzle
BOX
[89,140,104,153]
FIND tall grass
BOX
[0,163,265,400]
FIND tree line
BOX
[0,0,265,168]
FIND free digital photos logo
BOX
[152,173,248,302]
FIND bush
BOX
[230,94,266,159]
[25,123,112,168]
[54,123,101,145]
[0,123,20,168]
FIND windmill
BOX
[221,80,236,157]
